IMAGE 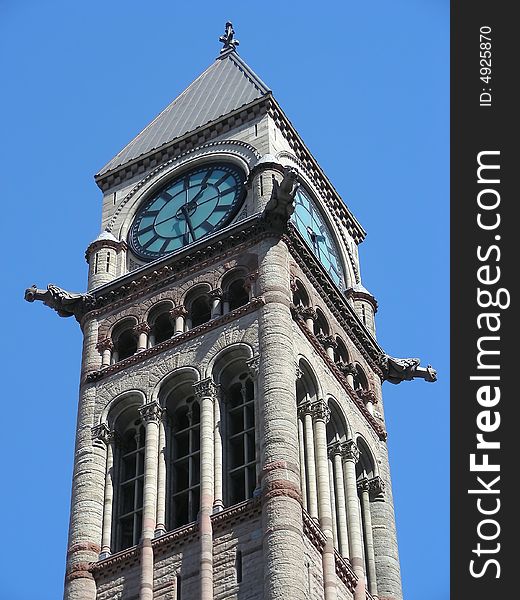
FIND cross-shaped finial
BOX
[219,21,239,54]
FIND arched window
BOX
[225,372,256,505]
[214,351,258,508]
[227,279,249,311]
[334,337,349,364]
[184,288,212,329]
[161,373,201,530]
[110,404,145,551]
[292,280,310,309]
[170,400,200,527]
[315,309,329,337]
[147,303,175,346]
[353,365,369,390]
[111,319,138,363]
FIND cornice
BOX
[267,98,366,244]
[284,225,384,374]
[302,509,326,552]
[334,551,358,593]
[292,314,387,441]
[84,297,265,383]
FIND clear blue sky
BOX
[0,2,449,599]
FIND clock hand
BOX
[180,204,197,242]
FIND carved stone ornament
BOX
[193,378,218,400]
[327,441,343,459]
[301,307,317,321]
[356,389,378,405]
[378,353,437,384]
[263,166,300,228]
[311,399,331,423]
[339,362,358,377]
[133,322,151,335]
[297,400,313,418]
[246,355,260,380]
[368,475,386,499]
[24,284,94,319]
[219,21,240,53]
[170,305,188,319]
[91,423,113,446]
[357,477,370,494]
[208,287,223,300]
[139,401,163,424]
[96,338,114,352]
[341,440,360,463]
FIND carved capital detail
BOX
[91,422,114,446]
[96,338,113,352]
[301,307,317,321]
[311,399,330,423]
[357,477,370,493]
[339,362,358,377]
[170,305,188,319]
[208,287,223,300]
[356,389,378,405]
[327,441,343,459]
[133,322,151,335]
[193,378,218,400]
[139,401,162,424]
[341,440,360,463]
[246,356,260,380]
[297,400,313,418]
[368,475,386,500]
[323,335,338,350]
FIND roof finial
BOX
[219,21,239,54]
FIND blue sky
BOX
[0,2,448,599]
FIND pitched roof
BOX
[97,51,270,178]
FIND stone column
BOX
[323,336,338,362]
[247,355,261,495]
[340,363,357,389]
[311,399,337,600]
[209,288,223,319]
[213,393,224,512]
[342,441,365,600]
[222,293,230,315]
[193,378,217,600]
[155,412,168,536]
[301,307,317,334]
[329,443,349,559]
[134,322,151,352]
[298,417,308,512]
[64,386,104,600]
[244,271,259,300]
[92,423,116,559]
[299,402,318,519]
[328,457,337,549]
[359,479,378,598]
[96,338,113,368]
[370,440,403,600]
[256,237,306,600]
[171,306,187,335]
[138,401,162,600]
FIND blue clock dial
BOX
[291,188,345,289]
[130,163,244,260]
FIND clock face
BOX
[130,163,245,260]
[291,188,345,289]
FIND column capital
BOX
[356,389,378,405]
[96,338,113,352]
[341,440,360,463]
[323,335,338,350]
[368,475,386,500]
[301,307,317,321]
[327,440,343,458]
[339,362,358,377]
[133,321,151,335]
[246,355,260,380]
[170,305,188,318]
[208,287,223,299]
[193,377,218,401]
[357,477,370,494]
[244,270,259,290]
[297,400,313,418]
[311,399,331,423]
[139,401,163,424]
[91,422,116,446]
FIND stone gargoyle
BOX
[264,166,300,222]
[378,354,437,384]
[24,284,94,319]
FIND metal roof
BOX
[97,51,270,177]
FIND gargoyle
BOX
[264,166,299,223]
[378,354,437,384]
[24,284,94,319]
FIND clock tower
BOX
[26,23,435,600]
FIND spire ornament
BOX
[219,21,240,54]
